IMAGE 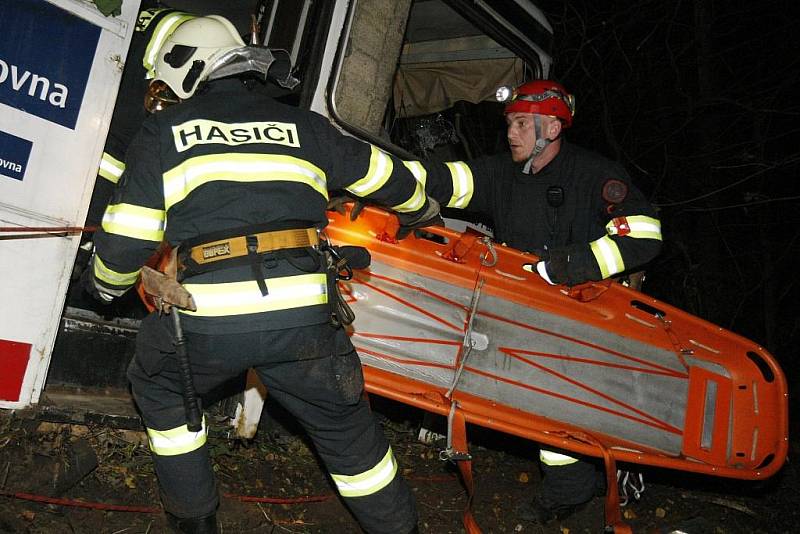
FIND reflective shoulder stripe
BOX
[402,160,427,188]
[143,12,196,78]
[345,145,393,197]
[606,215,662,241]
[98,152,125,183]
[182,273,328,317]
[102,203,166,242]
[146,417,207,456]
[331,446,398,498]
[93,255,140,287]
[445,161,474,208]
[590,235,625,278]
[162,153,328,211]
[539,449,579,466]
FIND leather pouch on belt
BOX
[134,313,177,377]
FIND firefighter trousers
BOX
[127,314,418,534]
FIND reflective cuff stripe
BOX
[606,215,662,240]
[98,152,125,183]
[445,161,474,208]
[402,160,427,188]
[182,273,328,317]
[540,449,579,466]
[143,12,195,77]
[345,145,393,197]
[147,417,207,456]
[163,154,328,211]
[390,180,426,213]
[331,447,398,498]
[93,255,140,287]
[590,235,625,278]
[102,203,166,242]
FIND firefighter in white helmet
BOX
[86,14,438,534]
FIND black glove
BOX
[334,245,371,270]
[326,196,366,221]
[80,258,115,304]
[395,197,444,240]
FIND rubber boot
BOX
[166,512,218,534]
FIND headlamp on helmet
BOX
[495,85,514,104]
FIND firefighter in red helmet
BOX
[413,80,662,524]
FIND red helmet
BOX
[503,80,575,128]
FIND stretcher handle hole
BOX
[630,300,666,318]
[746,351,775,383]
[756,453,775,469]
[417,231,449,245]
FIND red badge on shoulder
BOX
[602,179,628,204]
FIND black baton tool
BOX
[171,311,202,432]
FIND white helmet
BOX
[152,15,245,100]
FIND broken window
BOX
[330,0,553,161]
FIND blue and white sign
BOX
[0,0,101,130]
[0,131,33,182]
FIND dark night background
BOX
[530,0,800,410]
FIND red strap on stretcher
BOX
[552,430,632,533]
[449,406,482,534]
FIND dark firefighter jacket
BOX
[93,79,428,334]
[97,6,196,187]
[415,142,662,285]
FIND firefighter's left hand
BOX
[327,196,366,221]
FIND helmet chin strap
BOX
[522,115,550,174]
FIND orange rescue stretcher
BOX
[139,205,788,533]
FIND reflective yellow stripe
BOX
[93,255,140,287]
[147,417,207,456]
[182,273,328,317]
[98,152,125,183]
[345,145,393,197]
[445,161,474,208]
[606,215,662,241]
[102,203,166,242]
[331,447,398,498]
[143,12,196,78]
[590,235,625,278]
[539,449,579,466]
[163,154,328,211]
[402,160,427,188]
[390,180,426,213]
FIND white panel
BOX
[0,0,141,408]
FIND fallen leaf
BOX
[655,507,667,518]
[518,472,529,483]
[20,510,35,521]
[623,508,637,519]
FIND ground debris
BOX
[1,406,798,533]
